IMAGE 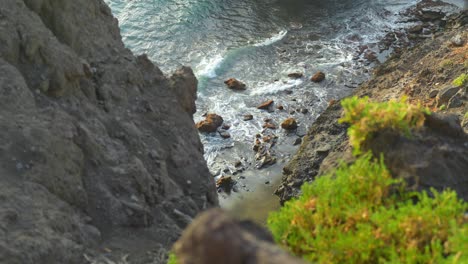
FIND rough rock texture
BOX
[276,10,468,204]
[275,102,351,204]
[310,71,325,83]
[196,113,224,133]
[280,118,298,130]
[364,114,468,200]
[173,209,307,264]
[0,0,217,263]
[224,78,247,91]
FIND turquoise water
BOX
[105,0,419,166]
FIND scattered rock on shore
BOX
[311,71,325,82]
[281,118,298,130]
[243,114,254,121]
[257,100,274,110]
[196,113,224,133]
[216,176,235,193]
[263,122,277,130]
[288,72,303,78]
[224,78,246,90]
[219,130,231,139]
[436,86,460,107]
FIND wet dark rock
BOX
[173,209,306,264]
[224,78,246,90]
[196,113,224,133]
[263,122,277,130]
[216,176,235,193]
[287,72,303,78]
[428,89,439,98]
[257,100,274,110]
[293,138,302,146]
[234,161,242,168]
[243,114,254,121]
[255,146,277,169]
[219,131,231,139]
[300,108,309,114]
[281,118,298,130]
[436,86,460,107]
[311,71,325,82]
[448,93,463,108]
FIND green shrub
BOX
[167,253,178,264]
[453,73,468,87]
[339,96,429,155]
[267,153,467,264]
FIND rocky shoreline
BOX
[276,6,468,204]
[171,5,467,264]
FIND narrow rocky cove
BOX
[0,0,467,264]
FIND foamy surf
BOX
[254,30,288,47]
[195,53,225,78]
[250,79,303,96]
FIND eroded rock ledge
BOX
[0,0,217,263]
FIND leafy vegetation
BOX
[267,153,468,264]
[267,97,467,264]
[452,73,468,87]
[167,253,178,264]
[339,96,429,155]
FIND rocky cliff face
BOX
[0,0,217,263]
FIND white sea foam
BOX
[250,79,303,96]
[195,53,225,78]
[253,30,288,47]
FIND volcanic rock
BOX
[224,78,246,90]
[281,118,298,130]
[196,114,224,133]
[257,100,274,110]
[243,114,254,121]
[311,71,326,82]
[288,72,303,78]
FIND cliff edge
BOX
[0,0,217,263]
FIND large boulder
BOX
[196,114,224,133]
[173,209,307,264]
[224,78,246,90]
[281,118,298,130]
[310,71,325,83]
